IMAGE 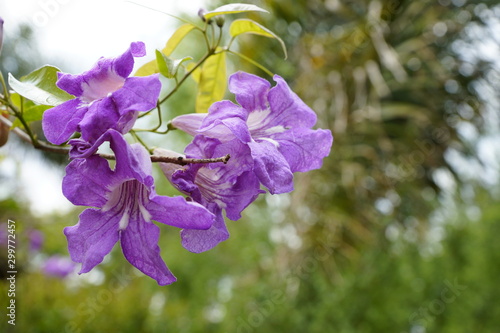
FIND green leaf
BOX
[168,57,193,77]
[10,92,23,109]
[196,49,227,113]
[135,59,158,77]
[156,50,193,79]
[9,93,51,128]
[156,50,171,78]
[203,3,269,20]
[11,105,50,128]
[162,23,196,57]
[229,19,287,59]
[8,65,74,106]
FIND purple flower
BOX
[28,229,44,252]
[63,129,215,285]
[42,42,161,145]
[156,135,263,253]
[42,255,76,278]
[0,223,6,246]
[172,71,333,194]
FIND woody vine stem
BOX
[0,111,230,166]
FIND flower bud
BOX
[198,8,212,24]
[0,112,10,147]
[215,16,225,28]
[198,8,207,22]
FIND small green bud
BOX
[215,16,225,28]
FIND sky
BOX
[0,0,207,215]
[1,0,207,72]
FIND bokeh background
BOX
[1,0,500,332]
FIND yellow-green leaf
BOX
[162,23,196,57]
[196,50,227,113]
[229,19,287,59]
[135,59,158,77]
[135,24,195,77]
[203,4,268,20]
[186,63,201,84]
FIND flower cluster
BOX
[161,71,333,252]
[42,42,332,285]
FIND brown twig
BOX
[0,114,231,165]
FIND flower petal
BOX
[56,72,84,97]
[42,99,87,144]
[203,137,262,219]
[57,42,146,99]
[147,195,214,230]
[64,208,120,274]
[108,131,154,186]
[265,75,317,129]
[222,170,263,220]
[63,155,116,207]
[248,139,294,194]
[229,71,271,111]
[120,215,176,286]
[199,100,252,143]
[112,75,161,115]
[171,113,207,136]
[175,136,262,220]
[79,97,120,142]
[113,41,146,78]
[272,127,333,173]
[180,205,229,253]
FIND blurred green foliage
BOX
[1,0,500,332]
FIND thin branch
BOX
[1,113,230,166]
[0,113,70,154]
[101,152,231,166]
[152,154,231,165]
[159,49,214,105]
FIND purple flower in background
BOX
[0,223,6,246]
[42,255,77,278]
[63,130,215,285]
[172,71,333,194]
[42,41,161,145]
[157,135,263,253]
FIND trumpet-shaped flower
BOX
[157,135,263,253]
[172,71,333,194]
[42,41,160,144]
[63,130,214,285]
